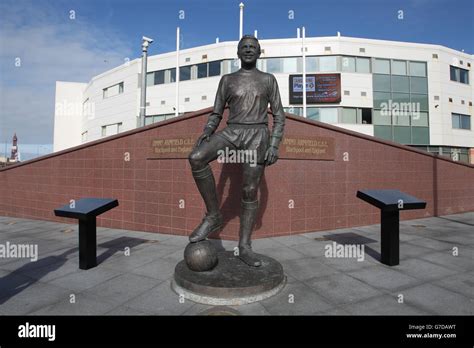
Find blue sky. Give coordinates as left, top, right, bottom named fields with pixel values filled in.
left=0, top=0, right=473, bottom=153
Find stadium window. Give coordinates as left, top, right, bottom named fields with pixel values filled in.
left=452, top=113, right=471, bottom=130
left=449, top=65, right=469, bottom=85
left=409, top=61, right=427, bottom=77
left=155, top=70, right=165, bottom=85
left=103, top=82, right=124, bottom=99
left=197, top=63, right=207, bottom=78
left=318, top=56, right=337, bottom=72
left=356, top=57, right=371, bottom=73
left=180, top=66, right=191, bottom=81
left=392, top=60, right=407, bottom=75
left=341, top=56, right=356, bottom=72
left=361, top=108, right=372, bottom=124
left=373, top=59, right=390, bottom=74
left=208, top=61, right=221, bottom=76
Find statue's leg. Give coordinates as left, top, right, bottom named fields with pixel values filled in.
left=188, top=134, right=235, bottom=242
left=238, top=162, right=265, bottom=267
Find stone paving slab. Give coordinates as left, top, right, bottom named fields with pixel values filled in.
left=304, top=273, right=384, bottom=306
left=123, top=281, right=194, bottom=315
left=388, top=283, right=473, bottom=315
left=0, top=212, right=472, bottom=315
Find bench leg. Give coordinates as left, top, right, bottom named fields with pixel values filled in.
left=78, top=218, right=97, bottom=270
left=380, top=210, right=399, bottom=266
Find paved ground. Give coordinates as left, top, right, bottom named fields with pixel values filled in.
left=0, top=213, right=472, bottom=315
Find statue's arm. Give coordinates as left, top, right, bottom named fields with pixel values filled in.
left=268, top=75, right=286, bottom=149
left=204, top=75, right=227, bottom=134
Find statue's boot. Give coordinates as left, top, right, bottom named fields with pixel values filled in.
left=238, top=199, right=262, bottom=267
left=189, top=165, right=223, bottom=242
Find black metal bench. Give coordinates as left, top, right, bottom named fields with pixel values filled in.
left=356, top=189, right=426, bottom=266
left=54, top=198, right=119, bottom=270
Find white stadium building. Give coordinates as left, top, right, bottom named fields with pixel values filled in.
left=54, top=34, right=474, bottom=163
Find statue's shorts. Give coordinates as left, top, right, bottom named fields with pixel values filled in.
left=213, top=123, right=270, bottom=165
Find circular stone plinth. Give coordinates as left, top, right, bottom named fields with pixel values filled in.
left=172, top=251, right=286, bottom=306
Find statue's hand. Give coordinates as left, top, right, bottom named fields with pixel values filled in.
left=196, top=128, right=214, bottom=148
left=264, top=146, right=279, bottom=166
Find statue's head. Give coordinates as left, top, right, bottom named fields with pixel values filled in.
left=237, top=35, right=261, bottom=66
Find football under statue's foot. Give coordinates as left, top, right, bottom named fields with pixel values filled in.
left=189, top=212, right=223, bottom=242
left=238, top=245, right=262, bottom=267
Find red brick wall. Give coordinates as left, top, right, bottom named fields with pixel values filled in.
left=1, top=107, right=473, bottom=240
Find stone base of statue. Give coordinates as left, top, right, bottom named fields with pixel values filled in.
left=172, top=250, right=286, bottom=305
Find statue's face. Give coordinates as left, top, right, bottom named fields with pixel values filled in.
left=237, top=38, right=260, bottom=65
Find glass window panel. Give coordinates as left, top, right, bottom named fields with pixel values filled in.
left=373, top=92, right=391, bottom=109
left=208, top=61, right=221, bottom=76
left=412, top=127, right=429, bottom=144
left=373, top=74, right=391, bottom=92
left=392, top=60, right=407, bottom=75
left=460, top=69, right=469, bottom=84
left=154, top=115, right=166, bottom=123
left=169, top=68, right=176, bottom=83
left=180, top=66, right=191, bottom=81
left=392, top=93, right=411, bottom=104
left=319, top=108, right=338, bottom=123
left=393, top=114, right=410, bottom=126
left=391, top=75, right=410, bottom=92
left=459, top=153, right=468, bottom=163
left=356, top=57, right=371, bottom=73
left=452, top=114, right=460, bottom=128
left=373, top=59, right=390, bottom=74
left=374, top=125, right=392, bottom=140
left=146, top=72, right=154, bottom=86
left=145, top=117, right=153, bottom=126
left=409, top=61, right=426, bottom=77
left=282, top=57, right=298, bottom=73
left=410, top=77, right=428, bottom=94
left=411, top=112, right=429, bottom=126
left=373, top=110, right=392, bottom=125
left=411, top=94, right=429, bottom=111
left=155, top=70, right=165, bottom=85
left=307, top=107, right=319, bottom=120
left=341, top=56, right=356, bottom=72
left=450, top=66, right=457, bottom=81
left=230, top=59, right=239, bottom=73
left=105, top=84, right=120, bottom=98
left=305, top=57, right=318, bottom=72
left=461, top=115, right=471, bottom=129
left=361, top=108, right=372, bottom=124
left=197, top=63, right=207, bottom=78
left=267, top=58, right=282, bottom=73
left=319, top=56, right=337, bottom=72
left=342, top=108, right=357, bottom=123
left=105, top=124, right=118, bottom=136
left=285, top=107, right=300, bottom=116
left=394, top=126, right=411, bottom=144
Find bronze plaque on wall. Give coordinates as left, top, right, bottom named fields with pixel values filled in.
left=279, top=136, right=335, bottom=160
left=149, top=135, right=198, bottom=159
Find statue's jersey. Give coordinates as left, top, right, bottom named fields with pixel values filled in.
left=205, top=68, right=285, bottom=140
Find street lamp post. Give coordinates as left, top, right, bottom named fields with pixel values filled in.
left=139, top=36, right=154, bottom=128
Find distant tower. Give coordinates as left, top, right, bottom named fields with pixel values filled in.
left=10, top=133, right=18, bottom=162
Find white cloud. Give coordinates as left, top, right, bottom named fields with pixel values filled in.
left=0, top=0, right=134, bottom=145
